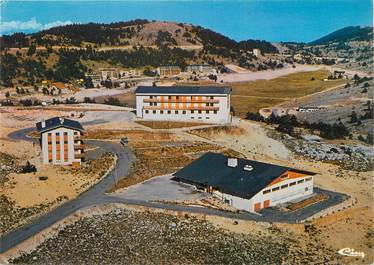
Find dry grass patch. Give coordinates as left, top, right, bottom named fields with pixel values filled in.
left=135, top=120, right=207, bottom=129
left=189, top=125, right=245, bottom=139
left=230, top=70, right=346, bottom=116
left=231, top=96, right=284, bottom=116
left=85, top=129, right=176, bottom=142
left=111, top=136, right=236, bottom=192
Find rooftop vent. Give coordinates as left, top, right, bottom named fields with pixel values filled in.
left=227, top=158, right=238, bottom=168
left=243, top=165, right=253, bottom=171
left=59, top=117, right=64, bottom=124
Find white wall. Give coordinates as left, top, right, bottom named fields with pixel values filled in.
left=136, top=93, right=231, bottom=124
left=249, top=176, right=314, bottom=212
left=212, top=176, right=314, bottom=213
left=41, top=128, right=82, bottom=165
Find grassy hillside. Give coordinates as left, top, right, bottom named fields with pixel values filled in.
left=310, top=26, right=373, bottom=45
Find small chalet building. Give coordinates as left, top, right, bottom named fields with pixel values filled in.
left=36, top=117, right=85, bottom=166
left=173, top=152, right=316, bottom=212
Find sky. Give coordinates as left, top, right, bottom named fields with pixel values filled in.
left=0, top=0, right=372, bottom=42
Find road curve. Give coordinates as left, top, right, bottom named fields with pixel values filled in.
left=0, top=128, right=135, bottom=254
left=1, top=126, right=349, bottom=254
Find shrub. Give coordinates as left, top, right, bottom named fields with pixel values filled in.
left=21, top=161, right=37, bottom=173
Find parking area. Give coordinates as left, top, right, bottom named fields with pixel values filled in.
left=112, top=174, right=209, bottom=202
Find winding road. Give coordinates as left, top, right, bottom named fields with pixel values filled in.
left=0, top=126, right=349, bottom=254
left=1, top=128, right=135, bottom=254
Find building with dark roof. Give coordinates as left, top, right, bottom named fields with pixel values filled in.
left=173, top=152, right=316, bottom=212
left=36, top=117, right=85, bottom=166
left=135, top=86, right=231, bottom=124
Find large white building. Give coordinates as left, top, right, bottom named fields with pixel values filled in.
left=36, top=117, right=85, bottom=166
left=173, top=152, right=315, bottom=213
left=135, top=86, right=232, bottom=124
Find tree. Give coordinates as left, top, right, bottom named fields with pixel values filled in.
left=27, top=45, right=36, bottom=56
left=20, top=99, right=33, bottom=106
left=104, top=97, right=122, bottom=106
left=367, top=132, right=374, bottom=145
left=21, top=161, right=37, bottom=173
left=83, top=97, right=95, bottom=103
left=349, top=111, right=358, bottom=123
left=84, top=76, right=94, bottom=88
left=5, top=92, right=10, bottom=98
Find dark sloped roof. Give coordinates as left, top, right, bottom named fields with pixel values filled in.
left=135, top=86, right=231, bottom=95
left=173, top=152, right=315, bottom=199
left=36, top=117, right=84, bottom=133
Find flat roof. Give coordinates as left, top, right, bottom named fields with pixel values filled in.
left=173, top=152, right=316, bottom=199
left=135, top=86, right=231, bottom=95
left=36, top=117, right=84, bottom=133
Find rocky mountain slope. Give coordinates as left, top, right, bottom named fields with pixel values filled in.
left=281, top=26, right=373, bottom=73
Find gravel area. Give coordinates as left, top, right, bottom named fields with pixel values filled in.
left=9, top=208, right=339, bottom=264
left=290, top=140, right=374, bottom=172
left=113, top=174, right=208, bottom=201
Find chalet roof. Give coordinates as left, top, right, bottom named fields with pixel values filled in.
left=173, top=152, right=315, bottom=199
left=52, top=82, right=66, bottom=90
left=36, top=117, right=84, bottom=133
left=135, top=86, right=231, bottom=95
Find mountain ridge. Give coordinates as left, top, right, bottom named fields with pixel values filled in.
left=310, top=26, right=373, bottom=45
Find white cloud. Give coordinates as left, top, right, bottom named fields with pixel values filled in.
left=42, top=20, right=74, bottom=30
left=0, top=18, right=74, bottom=34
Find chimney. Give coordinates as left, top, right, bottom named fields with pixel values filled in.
left=244, top=165, right=254, bottom=171
left=227, top=158, right=238, bottom=168
left=41, top=121, right=46, bottom=128
left=59, top=117, right=64, bottom=124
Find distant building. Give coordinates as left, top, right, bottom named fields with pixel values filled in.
left=253, top=49, right=262, bottom=57
left=85, top=72, right=101, bottom=82
left=173, top=152, right=316, bottom=212
left=135, top=86, right=231, bottom=124
left=297, top=106, right=327, bottom=113
left=157, top=66, right=181, bottom=77
left=36, top=117, right=85, bottom=166
left=100, top=68, right=119, bottom=80
left=186, top=64, right=214, bottom=74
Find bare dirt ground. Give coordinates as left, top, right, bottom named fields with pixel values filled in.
left=0, top=106, right=120, bottom=235
left=218, top=64, right=323, bottom=83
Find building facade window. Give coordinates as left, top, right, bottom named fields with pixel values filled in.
left=281, top=184, right=288, bottom=189
left=290, top=182, right=296, bottom=186
left=263, top=189, right=271, bottom=194
left=272, top=187, right=280, bottom=192
left=145, top=110, right=149, bottom=114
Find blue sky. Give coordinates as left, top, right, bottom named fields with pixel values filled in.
left=0, top=0, right=372, bottom=42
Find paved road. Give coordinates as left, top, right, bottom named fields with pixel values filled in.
left=1, top=127, right=350, bottom=254
left=1, top=128, right=135, bottom=254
